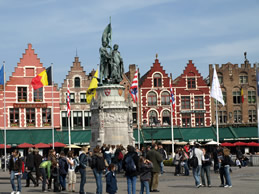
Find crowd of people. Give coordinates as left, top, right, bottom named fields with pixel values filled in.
left=7, top=142, right=245, bottom=194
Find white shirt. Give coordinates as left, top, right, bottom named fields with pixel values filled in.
left=190, top=148, right=204, bottom=166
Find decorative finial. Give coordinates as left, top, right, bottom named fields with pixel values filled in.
left=76, top=48, right=78, bottom=57
left=156, top=53, right=158, bottom=59
left=244, top=52, right=247, bottom=61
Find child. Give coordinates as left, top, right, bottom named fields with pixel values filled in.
left=106, top=163, right=118, bottom=194
left=139, top=156, right=153, bottom=194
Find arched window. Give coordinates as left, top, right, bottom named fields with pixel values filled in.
left=162, top=110, right=170, bottom=126
left=149, top=110, right=158, bottom=125
left=161, top=91, right=170, bottom=105
left=75, top=77, right=80, bottom=88
left=148, top=91, right=157, bottom=106
left=153, top=73, right=162, bottom=87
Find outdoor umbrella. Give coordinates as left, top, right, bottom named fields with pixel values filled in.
left=49, top=142, right=66, bottom=148
left=65, top=144, right=82, bottom=149
left=175, top=141, right=188, bottom=145
left=206, top=140, right=219, bottom=145
left=247, top=142, right=259, bottom=147
left=221, top=142, right=235, bottom=147
left=0, top=144, right=11, bottom=149
left=17, top=143, right=34, bottom=148
left=234, top=141, right=248, bottom=146
left=34, top=143, right=51, bottom=148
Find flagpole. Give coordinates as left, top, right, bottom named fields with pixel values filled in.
left=67, top=79, right=71, bottom=151
left=216, top=99, right=219, bottom=144
left=51, top=63, right=54, bottom=149
left=256, top=63, right=259, bottom=143
left=170, top=78, right=175, bottom=158
left=3, top=61, right=7, bottom=171
left=136, top=68, right=140, bottom=149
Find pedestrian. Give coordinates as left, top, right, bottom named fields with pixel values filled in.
left=157, top=143, right=167, bottom=174
left=122, top=145, right=139, bottom=194
left=39, top=159, right=52, bottom=192
left=91, top=146, right=105, bottom=194
left=201, top=148, right=211, bottom=187
left=9, top=149, right=22, bottom=194
left=67, top=150, right=77, bottom=192
left=34, top=148, right=42, bottom=187
left=104, top=147, right=112, bottom=166
left=146, top=143, right=162, bottom=192
left=190, top=143, right=204, bottom=188
left=174, top=148, right=181, bottom=176
left=114, top=145, right=123, bottom=173
left=25, top=147, right=37, bottom=187
left=79, top=146, right=89, bottom=194
left=59, top=151, right=69, bottom=191
left=180, top=147, right=189, bottom=176
left=220, top=148, right=233, bottom=188
left=139, top=156, right=153, bottom=194
left=47, top=149, right=57, bottom=191
left=106, top=163, right=118, bottom=194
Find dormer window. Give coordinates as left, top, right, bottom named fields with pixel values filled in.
left=153, top=73, right=162, bottom=87
left=75, top=77, right=80, bottom=88
left=188, top=78, right=195, bottom=88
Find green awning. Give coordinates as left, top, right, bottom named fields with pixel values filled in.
left=60, top=130, right=91, bottom=145
left=181, top=127, right=216, bottom=142
left=133, top=129, right=145, bottom=143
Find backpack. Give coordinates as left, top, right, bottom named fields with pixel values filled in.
left=118, top=151, right=123, bottom=160
left=125, top=154, right=136, bottom=172
left=189, top=148, right=198, bottom=168
left=91, top=155, right=105, bottom=172
left=74, top=158, right=80, bottom=173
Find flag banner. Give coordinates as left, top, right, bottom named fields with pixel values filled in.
left=86, top=70, right=98, bottom=104
left=31, top=66, right=52, bottom=90
left=67, top=81, right=71, bottom=117
left=130, top=70, right=138, bottom=103
left=211, top=67, right=225, bottom=106
left=102, top=23, right=112, bottom=46
left=170, top=80, right=176, bottom=116
left=257, top=69, right=259, bottom=96
left=241, top=88, right=244, bottom=103
left=0, top=65, right=4, bottom=85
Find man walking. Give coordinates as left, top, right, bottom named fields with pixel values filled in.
left=25, top=147, right=37, bottom=187
left=157, top=143, right=167, bottom=174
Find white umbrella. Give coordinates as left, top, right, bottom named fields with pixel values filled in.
left=206, top=140, right=219, bottom=145
left=175, top=141, right=188, bottom=145
left=64, top=144, right=82, bottom=149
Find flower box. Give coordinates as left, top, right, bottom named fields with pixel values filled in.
left=34, top=99, right=43, bottom=102
left=27, top=123, right=35, bottom=127
left=18, top=99, right=26, bottom=102
left=44, top=123, right=51, bottom=126
left=11, top=123, right=19, bottom=127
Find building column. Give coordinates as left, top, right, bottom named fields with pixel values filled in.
left=82, top=111, right=85, bottom=130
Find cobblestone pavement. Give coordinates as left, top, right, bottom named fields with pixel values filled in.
left=0, top=166, right=258, bottom=194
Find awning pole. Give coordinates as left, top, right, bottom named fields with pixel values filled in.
left=51, top=63, right=54, bottom=149
left=3, top=61, right=7, bottom=172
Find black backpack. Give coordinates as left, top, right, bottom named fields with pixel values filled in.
left=189, top=148, right=198, bottom=168
left=125, top=154, right=136, bottom=172
left=91, top=155, right=105, bottom=172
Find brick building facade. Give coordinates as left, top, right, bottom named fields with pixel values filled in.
left=173, top=60, right=211, bottom=127
left=209, top=58, right=257, bottom=126
left=59, top=56, right=93, bottom=130
left=0, top=44, right=60, bottom=129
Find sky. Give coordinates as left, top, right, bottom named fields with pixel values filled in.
left=0, top=0, right=259, bottom=86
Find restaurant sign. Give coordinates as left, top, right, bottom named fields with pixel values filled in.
left=13, top=103, right=48, bottom=108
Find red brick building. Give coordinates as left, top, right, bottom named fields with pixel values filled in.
left=173, top=60, right=211, bottom=127
left=140, top=58, right=172, bottom=127
left=0, top=44, right=60, bottom=129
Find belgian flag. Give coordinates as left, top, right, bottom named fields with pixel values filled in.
left=31, top=66, right=52, bottom=90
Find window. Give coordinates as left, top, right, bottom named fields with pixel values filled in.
left=162, top=110, right=170, bottom=126
left=239, top=75, right=248, bottom=84
left=182, top=113, right=191, bottom=127
left=218, top=111, right=227, bottom=124
left=234, top=110, right=242, bottom=123
left=26, top=108, right=35, bottom=126
left=195, top=113, right=204, bottom=126
left=153, top=73, right=162, bottom=87
left=195, top=96, right=203, bottom=109
left=18, top=87, right=27, bottom=102
left=34, top=88, right=43, bottom=102
left=61, top=111, right=71, bottom=128
left=80, top=93, right=86, bottom=103
left=73, top=111, right=82, bottom=128
left=161, top=91, right=170, bottom=105
left=218, top=74, right=223, bottom=84
left=248, top=110, right=256, bottom=123
left=70, top=93, right=75, bottom=103
left=10, top=108, right=19, bottom=126
left=132, top=107, right=137, bottom=124
left=42, top=108, right=51, bottom=126
left=75, top=77, right=80, bottom=88
left=149, top=110, right=158, bottom=125
left=148, top=92, right=157, bottom=106
left=84, top=111, right=91, bottom=128
left=188, top=78, right=195, bottom=88
left=181, top=96, right=190, bottom=109
left=233, top=91, right=241, bottom=104
left=222, top=91, right=227, bottom=104
left=248, top=91, right=256, bottom=103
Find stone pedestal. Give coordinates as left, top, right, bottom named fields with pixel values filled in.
left=90, top=85, right=135, bottom=148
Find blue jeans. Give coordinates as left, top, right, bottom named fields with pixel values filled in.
left=117, top=160, right=122, bottom=173
left=10, top=171, right=22, bottom=192
left=140, top=180, right=150, bottom=194
left=79, top=168, right=86, bottom=194
left=93, top=168, right=103, bottom=194
left=40, top=168, right=47, bottom=191
left=183, top=160, right=189, bottom=175
left=201, top=165, right=211, bottom=186
left=192, top=165, right=201, bottom=186
left=224, top=165, right=232, bottom=186
left=160, top=162, right=164, bottom=174
left=59, top=174, right=67, bottom=190
left=126, top=176, right=137, bottom=194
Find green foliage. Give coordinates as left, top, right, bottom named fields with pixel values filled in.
left=163, top=158, right=173, bottom=166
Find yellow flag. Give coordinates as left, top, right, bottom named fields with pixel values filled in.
left=86, top=70, right=98, bottom=104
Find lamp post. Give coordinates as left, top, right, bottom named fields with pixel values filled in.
left=146, top=121, right=158, bottom=143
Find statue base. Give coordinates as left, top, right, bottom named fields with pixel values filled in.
left=90, top=85, right=135, bottom=149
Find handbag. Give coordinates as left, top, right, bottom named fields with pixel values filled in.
left=189, top=148, right=198, bottom=168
